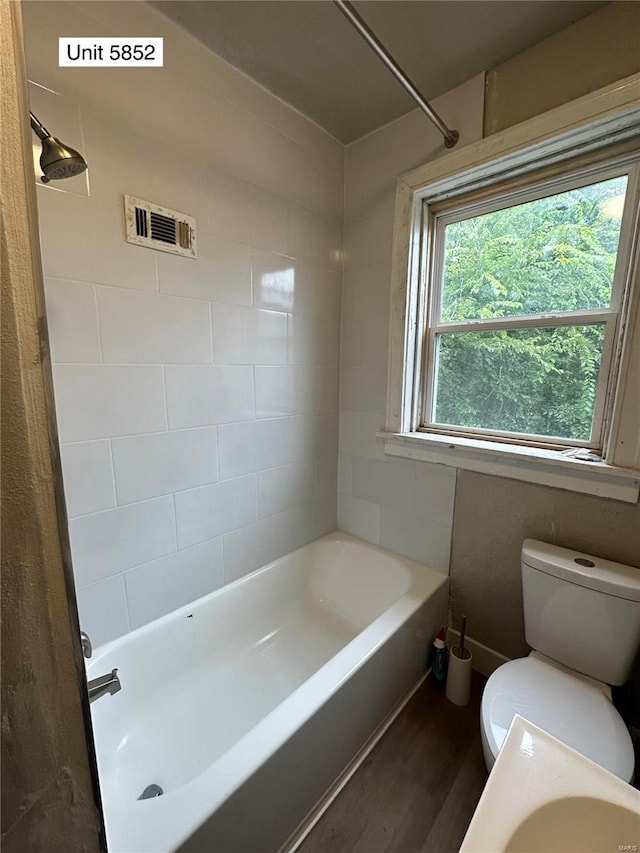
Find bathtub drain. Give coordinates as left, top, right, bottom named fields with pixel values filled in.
left=138, top=784, right=164, bottom=800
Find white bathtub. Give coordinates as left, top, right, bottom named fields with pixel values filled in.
left=87, top=532, right=448, bottom=853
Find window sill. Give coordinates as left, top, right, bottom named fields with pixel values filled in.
left=378, top=431, right=640, bottom=503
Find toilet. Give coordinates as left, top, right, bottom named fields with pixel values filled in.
left=480, top=539, right=640, bottom=782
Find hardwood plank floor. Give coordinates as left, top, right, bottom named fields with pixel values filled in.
left=298, top=672, right=488, bottom=853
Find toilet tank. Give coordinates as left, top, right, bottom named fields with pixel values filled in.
left=521, top=540, right=640, bottom=686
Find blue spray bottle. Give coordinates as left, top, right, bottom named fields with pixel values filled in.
left=429, top=627, right=448, bottom=687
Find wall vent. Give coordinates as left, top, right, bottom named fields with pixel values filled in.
left=124, top=195, right=196, bottom=259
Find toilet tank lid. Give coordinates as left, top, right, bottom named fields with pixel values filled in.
left=521, top=540, right=640, bottom=602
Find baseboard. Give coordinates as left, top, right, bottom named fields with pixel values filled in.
left=446, top=630, right=510, bottom=677
left=281, top=671, right=430, bottom=853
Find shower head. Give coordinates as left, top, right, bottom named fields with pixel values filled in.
left=29, top=111, right=88, bottom=183
left=38, top=136, right=87, bottom=183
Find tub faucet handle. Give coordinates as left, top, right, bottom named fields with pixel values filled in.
left=80, top=630, right=92, bottom=659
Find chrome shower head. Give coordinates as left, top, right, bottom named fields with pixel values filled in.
left=29, top=111, right=88, bottom=183
left=38, top=136, right=87, bottom=183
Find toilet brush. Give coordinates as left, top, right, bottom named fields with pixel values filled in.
left=446, top=614, right=473, bottom=705
left=459, top=614, right=467, bottom=660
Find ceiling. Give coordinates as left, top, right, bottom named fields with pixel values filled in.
left=152, top=1, right=607, bottom=143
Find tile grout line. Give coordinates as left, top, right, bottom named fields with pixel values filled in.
left=57, top=410, right=337, bottom=448
left=171, top=493, right=179, bottom=555
left=121, top=570, right=133, bottom=633
left=77, top=532, right=227, bottom=593
left=92, top=282, right=105, bottom=364
left=68, top=473, right=258, bottom=520
left=160, top=365, right=170, bottom=431
left=106, top=439, right=119, bottom=508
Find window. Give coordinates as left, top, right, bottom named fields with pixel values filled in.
left=383, top=80, right=640, bottom=502
left=421, top=163, right=638, bottom=452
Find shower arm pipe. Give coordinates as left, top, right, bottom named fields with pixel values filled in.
left=333, top=0, right=459, bottom=148
left=30, top=111, right=51, bottom=141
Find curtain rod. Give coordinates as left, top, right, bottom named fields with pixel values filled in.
left=333, top=0, right=459, bottom=148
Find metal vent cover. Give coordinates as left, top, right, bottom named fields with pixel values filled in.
left=124, top=195, right=196, bottom=259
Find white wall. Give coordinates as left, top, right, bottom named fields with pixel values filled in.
left=337, top=75, right=485, bottom=570
left=23, top=0, right=343, bottom=646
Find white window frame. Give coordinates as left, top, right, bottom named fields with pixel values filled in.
left=421, top=158, right=639, bottom=451
left=381, top=74, right=640, bottom=503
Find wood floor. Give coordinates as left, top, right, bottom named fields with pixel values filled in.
left=298, top=672, right=488, bottom=853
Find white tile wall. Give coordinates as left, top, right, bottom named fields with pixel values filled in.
left=340, top=367, right=387, bottom=415
left=254, top=366, right=339, bottom=418
left=26, top=0, right=342, bottom=644
left=211, top=304, right=288, bottom=365
left=337, top=493, right=381, bottom=544
left=349, top=455, right=457, bottom=571
left=124, top=539, right=225, bottom=629
left=340, top=315, right=389, bottom=368
left=158, top=233, right=252, bottom=305
left=337, top=75, right=487, bottom=574
left=343, top=204, right=395, bottom=273
left=316, top=452, right=339, bottom=498
left=53, top=365, right=167, bottom=442
left=288, top=315, right=340, bottom=367
left=164, top=366, right=255, bottom=428
left=222, top=495, right=335, bottom=584
left=351, top=456, right=456, bottom=528
left=111, top=428, right=219, bottom=504
left=313, top=268, right=343, bottom=320
left=290, top=412, right=339, bottom=463
left=341, top=266, right=390, bottom=322
left=175, top=476, right=258, bottom=548
left=44, top=278, right=100, bottom=363
left=254, top=366, right=300, bottom=417
left=258, top=459, right=316, bottom=517
left=35, top=188, right=158, bottom=292
left=251, top=249, right=296, bottom=313
left=288, top=203, right=342, bottom=270
left=76, top=576, right=129, bottom=648
left=81, top=109, right=163, bottom=209
left=218, top=418, right=290, bottom=480
left=251, top=253, right=342, bottom=320
left=208, top=168, right=289, bottom=254
left=69, top=497, right=177, bottom=585
left=338, top=410, right=386, bottom=460
left=97, top=288, right=213, bottom=365
left=60, top=440, right=115, bottom=518
left=379, top=508, right=453, bottom=573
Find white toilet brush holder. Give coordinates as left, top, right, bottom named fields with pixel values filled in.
left=446, top=644, right=473, bottom=706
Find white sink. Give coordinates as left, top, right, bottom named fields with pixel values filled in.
left=460, top=714, right=640, bottom=853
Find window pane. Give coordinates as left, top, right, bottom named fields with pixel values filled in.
left=432, top=324, right=606, bottom=441
left=441, top=176, right=627, bottom=322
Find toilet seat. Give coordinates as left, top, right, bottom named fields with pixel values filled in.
left=481, top=653, right=634, bottom=782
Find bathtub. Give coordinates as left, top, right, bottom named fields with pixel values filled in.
left=87, top=532, right=448, bottom=853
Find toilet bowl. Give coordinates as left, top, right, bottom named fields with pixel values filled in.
left=481, top=651, right=634, bottom=782
left=479, top=540, right=640, bottom=783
